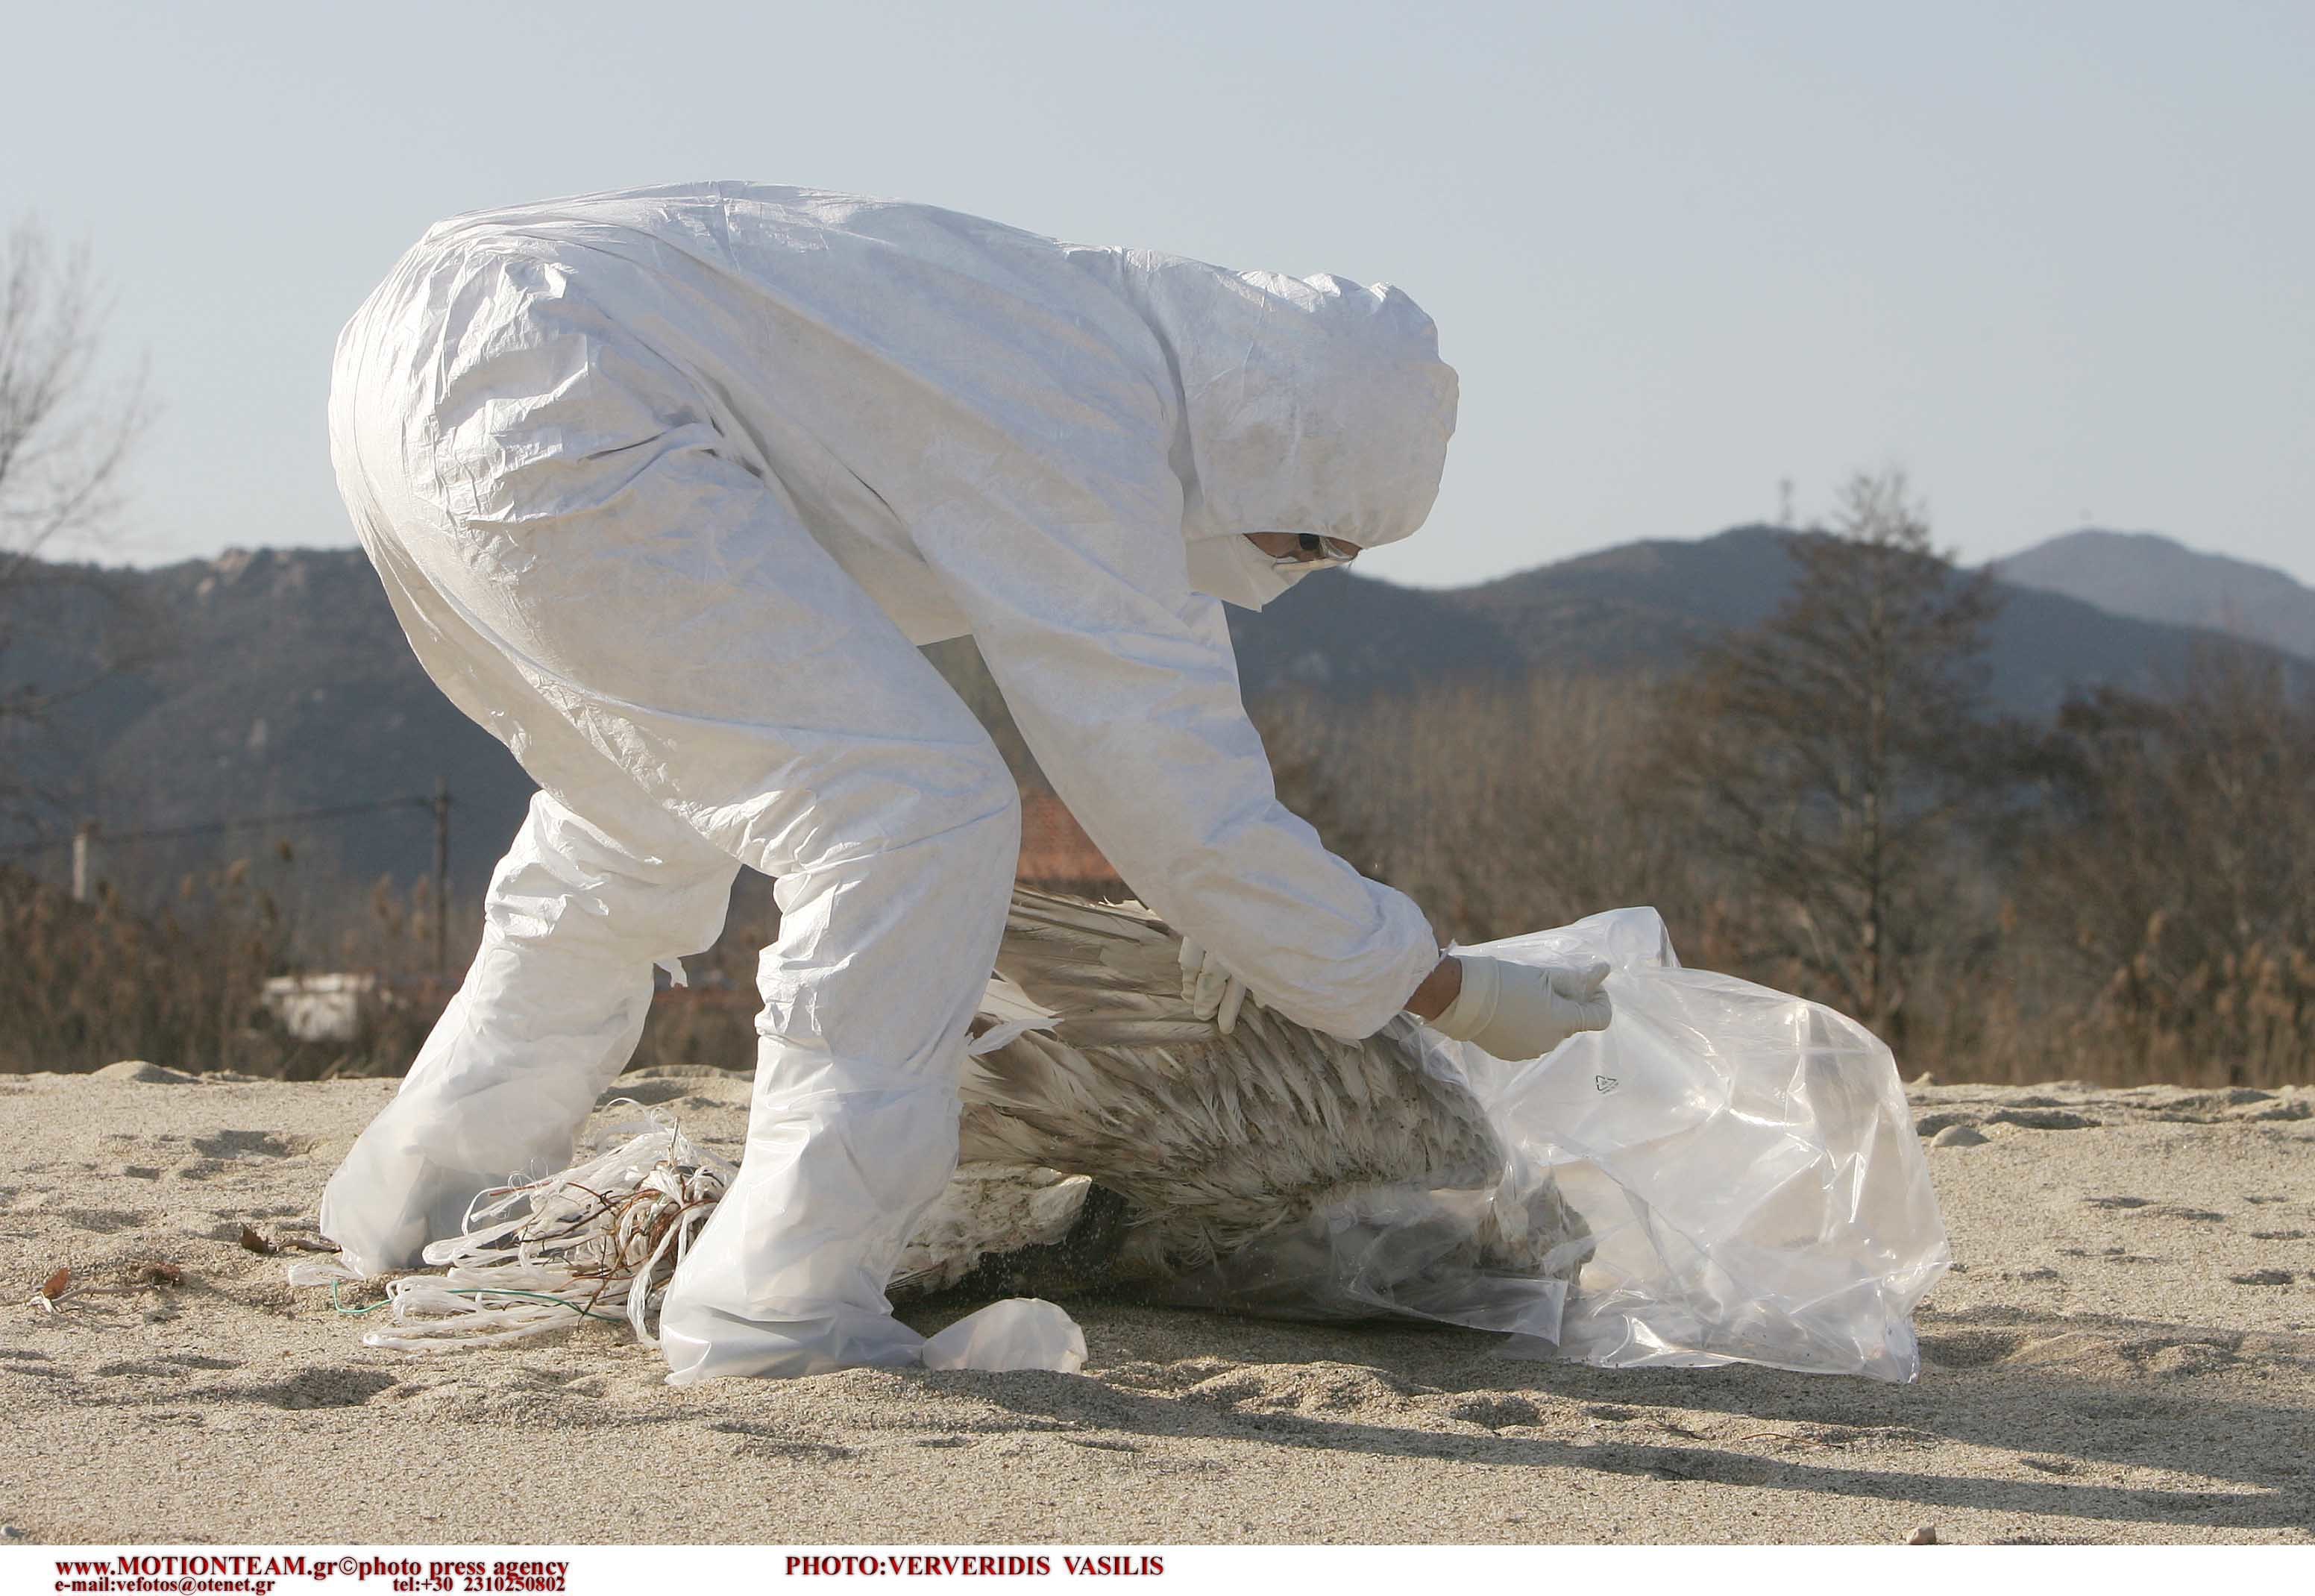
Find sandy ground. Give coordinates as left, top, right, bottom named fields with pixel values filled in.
left=2, top=1062, right=2311, bottom=1546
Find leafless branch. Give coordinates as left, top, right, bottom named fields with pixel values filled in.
left=0, top=217, right=151, bottom=588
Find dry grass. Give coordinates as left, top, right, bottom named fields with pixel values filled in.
left=1257, top=654, right=2314, bottom=1090
left=7, top=648, right=2307, bottom=1090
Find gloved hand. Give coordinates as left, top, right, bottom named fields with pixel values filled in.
left=1179, top=936, right=1261, bottom=1034
left=1427, top=955, right=1612, bottom=1061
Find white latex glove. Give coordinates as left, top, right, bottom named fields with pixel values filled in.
left=1178, top=936, right=1261, bottom=1034
left=1428, top=955, right=1612, bottom=1061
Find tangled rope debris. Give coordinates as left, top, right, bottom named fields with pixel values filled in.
left=288, top=1104, right=724, bottom=1353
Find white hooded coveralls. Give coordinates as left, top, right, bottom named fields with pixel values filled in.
left=320, top=183, right=1459, bottom=1380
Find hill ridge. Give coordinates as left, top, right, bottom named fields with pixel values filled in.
left=4, top=528, right=2305, bottom=895
left=1991, top=527, right=2315, bottom=662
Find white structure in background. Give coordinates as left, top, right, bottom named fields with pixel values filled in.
left=262, top=973, right=377, bottom=1043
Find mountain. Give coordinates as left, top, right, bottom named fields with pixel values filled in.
left=1225, top=566, right=1524, bottom=691
left=1992, top=529, right=2315, bottom=663
left=1240, top=525, right=2308, bottom=714
left=4, top=529, right=2304, bottom=899
left=0, top=548, right=535, bottom=905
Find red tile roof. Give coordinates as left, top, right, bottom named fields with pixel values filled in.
left=1016, top=788, right=1122, bottom=890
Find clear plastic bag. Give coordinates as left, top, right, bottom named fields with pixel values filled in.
left=1155, top=908, right=1949, bottom=1381
left=1457, top=908, right=1947, bottom=1379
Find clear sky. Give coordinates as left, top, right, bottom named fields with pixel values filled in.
left=5, top=0, right=2308, bottom=588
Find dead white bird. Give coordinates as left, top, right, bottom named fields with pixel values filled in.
left=314, top=887, right=1591, bottom=1350
left=896, top=887, right=1593, bottom=1318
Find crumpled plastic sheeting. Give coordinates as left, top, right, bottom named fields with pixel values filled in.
left=1450, top=908, right=1950, bottom=1381
left=921, top=1297, right=1088, bottom=1374
left=1147, top=906, right=1946, bottom=1381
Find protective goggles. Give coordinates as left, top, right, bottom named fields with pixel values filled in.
left=1272, top=534, right=1363, bottom=571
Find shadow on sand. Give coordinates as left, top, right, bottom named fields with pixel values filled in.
left=903, top=1298, right=2315, bottom=1536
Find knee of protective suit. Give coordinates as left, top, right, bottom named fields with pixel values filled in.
left=783, top=735, right=1021, bottom=883
left=893, top=737, right=1021, bottom=861
left=753, top=741, right=1019, bottom=1074
left=946, top=740, right=1023, bottom=869
left=485, top=791, right=736, bottom=964
left=952, top=747, right=1023, bottom=867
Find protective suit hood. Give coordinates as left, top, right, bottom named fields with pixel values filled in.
left=1113, top=254, right=1459, bottom=585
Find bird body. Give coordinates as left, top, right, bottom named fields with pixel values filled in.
left=892, top=888, right=1591, bottom=1319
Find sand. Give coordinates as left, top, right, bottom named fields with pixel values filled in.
left=3, top=1063, right=2311, bottom=1545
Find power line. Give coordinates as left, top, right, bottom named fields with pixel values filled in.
left=0, top=794, right=438, bottom=861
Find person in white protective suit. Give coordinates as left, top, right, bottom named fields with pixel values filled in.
left=319, top=182, right=1613, bottom=1381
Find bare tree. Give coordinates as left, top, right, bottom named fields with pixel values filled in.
left=2025, top=648, right=2315, bottom=1084
left=0, top=218, right=149, bottom=588
left=1257, top=670, right=1707, bottom=950
left=0, top=219, right=155, bottom=839
left=1662, top=471, right=2010, bottom=1039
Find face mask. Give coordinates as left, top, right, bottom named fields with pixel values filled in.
left=1184, top=534, right=1314, bottom=612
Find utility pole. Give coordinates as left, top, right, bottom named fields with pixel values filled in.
left=433, top=776, right=451, bottom=981
left=71, top=820, right=98, bottom=902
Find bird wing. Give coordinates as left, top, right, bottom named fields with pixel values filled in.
left=962, top=887, right=1504, bottom=1272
